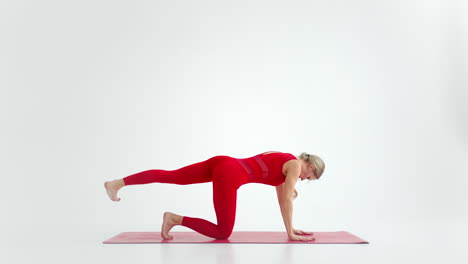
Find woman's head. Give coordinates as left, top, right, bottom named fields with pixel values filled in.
left=297, top=152, right=325, bottom=180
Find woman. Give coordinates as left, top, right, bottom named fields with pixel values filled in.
left=104, top=151, right=325, bottom=241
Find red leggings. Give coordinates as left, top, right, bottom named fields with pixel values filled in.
left=123, top=156, right=247, bottom=239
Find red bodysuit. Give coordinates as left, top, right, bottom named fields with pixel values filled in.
left=123, top=151, right=298, bottom=239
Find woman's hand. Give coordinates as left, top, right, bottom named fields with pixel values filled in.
left=288, top=233, right=315, bottom=241
left=293, top=229, right=314, bottom=236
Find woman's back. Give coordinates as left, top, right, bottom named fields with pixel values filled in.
left=235, top=151, right=297, bottom=186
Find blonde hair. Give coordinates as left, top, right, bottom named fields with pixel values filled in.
left=293, top=152, right=325, bottom=200
left=298, top=152, right=325, bottom=179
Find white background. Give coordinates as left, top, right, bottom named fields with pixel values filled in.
left=1, top=0, right=467, bottom=263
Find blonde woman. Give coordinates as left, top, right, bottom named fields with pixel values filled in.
left=104, top=151, right=325, bottom=241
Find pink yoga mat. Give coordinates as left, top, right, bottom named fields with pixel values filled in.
left=103, top=231, right=368, bottom=244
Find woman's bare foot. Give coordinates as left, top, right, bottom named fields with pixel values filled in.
left=161, top=212, right=183, bottom=240
left=104, top=179, right=125, bottom=201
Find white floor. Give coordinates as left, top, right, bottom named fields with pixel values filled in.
left=2, top=220, right=466, bottom=264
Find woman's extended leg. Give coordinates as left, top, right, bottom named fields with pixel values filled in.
left=104, top=157, right=214, bottom=201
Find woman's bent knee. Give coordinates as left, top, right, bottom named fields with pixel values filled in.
left=215, top=229, right=233, bottom=240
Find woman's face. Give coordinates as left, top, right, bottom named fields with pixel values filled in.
left=299, top=162, right=318, bottom=181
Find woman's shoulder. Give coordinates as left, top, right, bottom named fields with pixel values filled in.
left=282, top=156, right=300, bottom=175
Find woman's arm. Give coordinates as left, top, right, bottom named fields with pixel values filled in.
left=276, top=161, right=314, bottom=241
left=275, top=183, right=289, bottom=229
left=277, top=165, right=297, bottom=237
